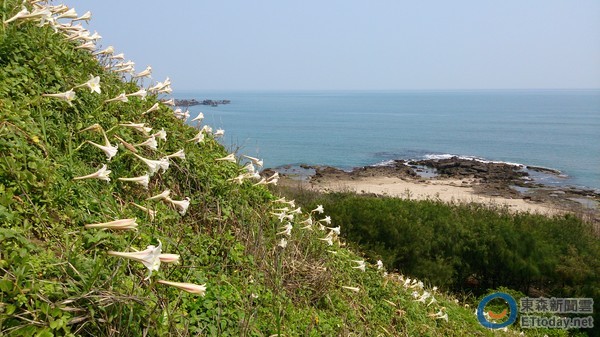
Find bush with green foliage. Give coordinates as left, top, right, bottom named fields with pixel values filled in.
left=278, top=188, right=599, bottom=336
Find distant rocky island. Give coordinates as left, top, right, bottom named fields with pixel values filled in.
left=175, top=99, right=231, bottom=107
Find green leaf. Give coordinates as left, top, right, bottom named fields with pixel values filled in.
left=0, top=279, right=13, bottom=292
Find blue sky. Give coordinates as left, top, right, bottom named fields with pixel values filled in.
left=75, top=0, right=600, bottom=91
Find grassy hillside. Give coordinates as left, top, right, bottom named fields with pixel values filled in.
left=0, top=1, right=584, bottom=336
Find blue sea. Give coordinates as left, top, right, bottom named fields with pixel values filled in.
left=174, top=90, right=600, bottom=191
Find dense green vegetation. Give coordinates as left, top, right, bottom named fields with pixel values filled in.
left=0, top=1, right=594, bottom=336
left=278, top=187, right=600, bottom=336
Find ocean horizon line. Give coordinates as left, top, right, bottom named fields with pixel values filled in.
left=175, top=88, right=600, bottom=94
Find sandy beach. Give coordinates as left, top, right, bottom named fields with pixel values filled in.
left=308, top=176, right=561, bottom=215
left=272, top=157, right=600, bottom=218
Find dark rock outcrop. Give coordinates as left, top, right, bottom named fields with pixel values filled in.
left=175, top=99, right=231, bottom=107
left=409, top=157, right=527, bottom=183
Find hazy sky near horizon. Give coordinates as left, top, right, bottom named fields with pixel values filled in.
left=74, top=0, right=600, bottom=91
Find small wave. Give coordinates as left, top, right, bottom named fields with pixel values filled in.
left=371, top=159, right=397, bottom=167
left=423, top=153, right=524, bottom=167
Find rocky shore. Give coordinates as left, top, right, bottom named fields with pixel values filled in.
left=272, top=157, right=600, bottom=219
left=174, top=99, right=231, bottom=107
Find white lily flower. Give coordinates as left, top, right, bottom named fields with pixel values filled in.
left=173, top=109, right=190, bottom=120
left=342, top=286, right=360, bottom=293
left=74, top=41, right=96, bottom=51
left=277, top=223, right=293, bottom=237
left=300, top=217, right=313, bottom=230
left=79, top=123, right=102, bottom=133
left=60, top=22, right=84, bottom=33
left=87, top=138, right=118, bottom=161
left=126, top=88, right=147, bottom=100
left=352, top=260, right=366, bottom=272
left=108, top=240, right=162, bottom=280
left=110, top=53, right=125, bottom=60
left=320, top=216, right=332, bottom=225
left=427, top=297, right=437, bottom=307
left=119, top=123, right=152, bottom=135
left=187, top=130, right=205, bottom=143
left=215, top=153, right=236, bottom=163
left=416, top=291, right=431, bottom=303
left=242, top=155, right=263, bottom=168
left=22, top=8, right=52, bottom=22
left=133, top=66, right=152, bottom=78
left=410, top=280, right=424, bottom=289
left=93, top=45, right=113, bottom=56
left=75, top=74, right=101, bottom=94
left=165, top=149, right=185, bottom=160
left=319, top=233, right=334, bottom=246
left=118, top=174, right=150, bottom=189
left=152, top=128, right=167, bottom=141
left=87, top=31, right=102, bottom=41
left=4, top=7, right=30, bottom=24
left=131, top=203, right=157, bottom=220
left=228, top=174, right=247, bottom=184
left=191, top=112, right=204, bottom=122
left=214, top=129, right=224, bottom=137
left=104, top=93, right=128, bottom=103
left=42, top=89, right=76, bottom=106
left=253, top=178, right=267, bottom=186
left=157, top=280, right=206, bottom=296
left=270, top=211, right=293, bottom=222
left=274, top=198, right=295, bottom=207
left=156, top=86, right=172, bottom=94
left=133, top=153, right=168, bottom=176
left=114, top=60, right=135, bottom=68
left=146, top=189, right=170, bottom=201
left=158, top=157, right=170, bottom=173
left=243, top=163, right=255, bottom=174
left=84, top=218, right=137, bottom=230
left=312, top=205, right=324, bottom=214
left=72, top=10, right=91, bottom=23
left=201, top=125, right=213, bottom=134
left=166, top=197, right=190, bottom=216
left=135, top=135, right=157, bottom=150
left=143, top=103, right=160, bottom=115
left=148, top=77, right=171, bottom=91
left=48, top=5, right=69, bottom=14
left=113, top=65, right=134, bottom=74
left=161, top=98, right=175, bottom=106
left=376, top=260, right=383, bottom=270
left=66, top=31, right=87, bottom=41
left=73, top=164, right=111, bottom=182
left=328, top=226, right=341, bottom=235
left=56, top=8, right=77, bottom=19
left=289, top=207, right=302, bottom=214
left=158, top=254, right=180, bottom=263
left=278, top=238, right=288, bottom=249
left=429, top=309, right=448, bottom=322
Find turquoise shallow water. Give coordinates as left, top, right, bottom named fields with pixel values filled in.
left=174, top=90, right=600, bottom=191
